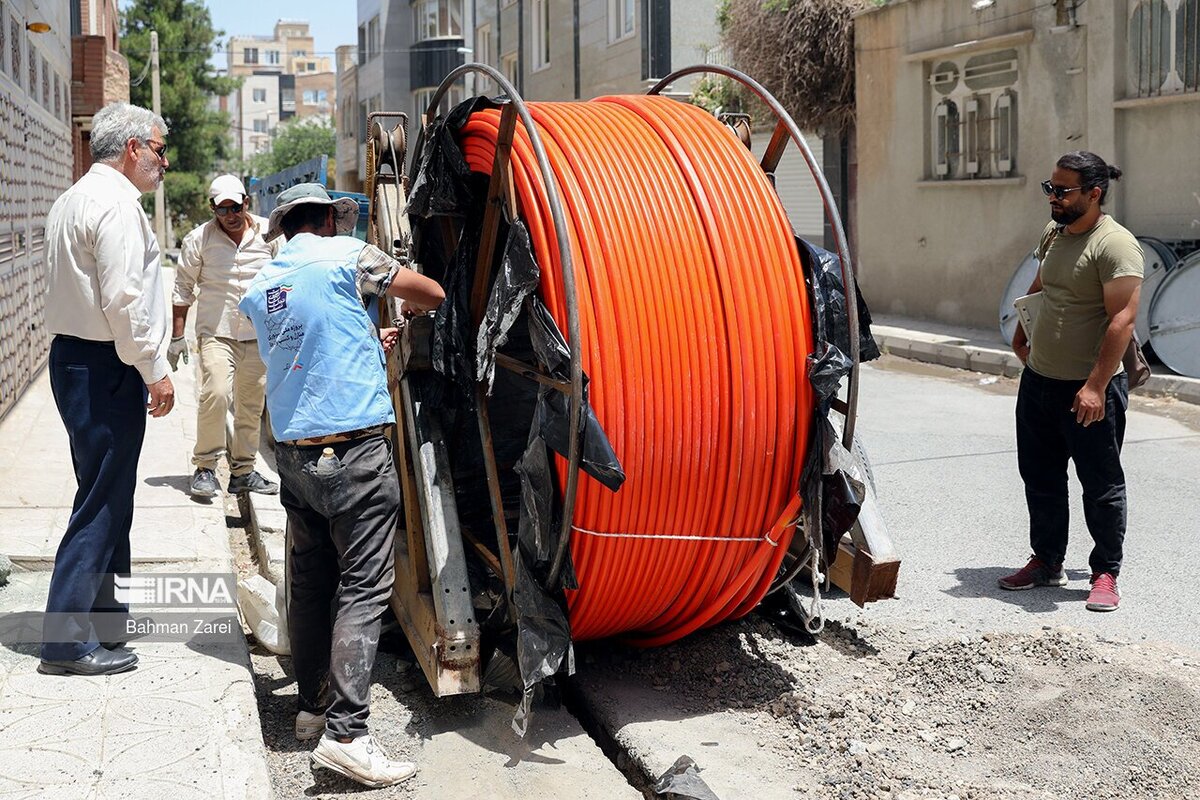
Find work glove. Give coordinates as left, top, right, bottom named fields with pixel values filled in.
left=167, top=336, right=189, bottom=371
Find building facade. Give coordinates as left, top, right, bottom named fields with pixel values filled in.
left=226, top=20, right=336, bottom=160
left=338, top=0, right=731, bottom=195
left=69, top=0, right=128, bottom=179
left=335, top=44, right=362, bottom=191
left=349, top=0, right=457, bottom=183
left=0, top=0, right=75, bottom=419
left=471, top=0, right=718, bottom=102
left=854, top=0, right=1200, bottom=329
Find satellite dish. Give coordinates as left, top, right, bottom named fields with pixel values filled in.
left=1135, top=237, right=1177, bottom=349
left=1147, top=250, right=1200, bottom=378
left=999, top=250, right=1039, bottom=344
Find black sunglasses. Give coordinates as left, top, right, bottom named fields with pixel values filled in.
left=142, top=139, right=168, bottom=160
left=213, top=203, right=244, bottom=217
left=1040, top=180, right=1084, bottom=201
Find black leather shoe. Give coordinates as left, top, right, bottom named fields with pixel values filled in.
left=39, top=646, right=138, bottom=676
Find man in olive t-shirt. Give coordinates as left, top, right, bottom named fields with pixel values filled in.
left=1000, top=151, right=1143, bottom=613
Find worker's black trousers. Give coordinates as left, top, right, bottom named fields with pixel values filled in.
left=276, top=433, right=399, bottom=740
left=1015, top=367, right=1128, bottom=577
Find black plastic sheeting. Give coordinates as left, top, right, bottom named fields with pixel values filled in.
left=408, top=98, right=622, bottom=736
left=406, top=98, right=496, bottom=220
left=477, top=222, right=540, bottom=391
left=653, top=756, right=720, bottom=800
left=797, top=237, right=880, bottom=409
left=795, top=238, right=879, bottom=563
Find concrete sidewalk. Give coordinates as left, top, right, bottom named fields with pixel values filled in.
left=0, top=301, right=272, bottom=798
left=870, top=314, right=1200, bottom=405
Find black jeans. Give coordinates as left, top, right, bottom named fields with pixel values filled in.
left=43, top=337, right=146, bottom=661
left=275, top=434, right=399, bottom=740
left=1016, top=367, right=1128, bottom=576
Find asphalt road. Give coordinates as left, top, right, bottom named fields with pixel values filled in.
left=821, top=356, right=1200, bottom=651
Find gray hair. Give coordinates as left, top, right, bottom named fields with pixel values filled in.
left=89, top=102, right=169, bottom=164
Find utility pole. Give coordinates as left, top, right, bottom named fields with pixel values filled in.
left=150, top=30, right=167, bottom=250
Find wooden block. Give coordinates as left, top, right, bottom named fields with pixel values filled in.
left=828, top=535, right=900, bottom=608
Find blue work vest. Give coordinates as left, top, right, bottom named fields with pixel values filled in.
left=240, top=233, right=394, bottom=442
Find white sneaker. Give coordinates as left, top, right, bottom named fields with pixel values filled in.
left=311, top=734, right=417, bottom=788
left=295, top=710, right=326, bottom=741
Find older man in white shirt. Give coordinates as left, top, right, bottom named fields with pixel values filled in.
left=40, top=102, right=172, bottom=677
left=172, top=176, right=279, bottom=498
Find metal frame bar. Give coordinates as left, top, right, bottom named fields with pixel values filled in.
left=369, top=126, right=481, bottom=696
left=420, top=64, right=585, bottom=592
left=469, top=102, right=520, bottom=593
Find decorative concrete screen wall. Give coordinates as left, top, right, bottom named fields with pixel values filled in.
left=0, top=84, right=73, bottom=421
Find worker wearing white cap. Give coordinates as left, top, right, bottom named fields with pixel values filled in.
left=172, top=174, right=280, bottom=498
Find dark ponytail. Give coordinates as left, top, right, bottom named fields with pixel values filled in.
left=1056, top=151, right=1122, bottom=206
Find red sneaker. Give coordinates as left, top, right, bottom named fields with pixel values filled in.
left=997, top=556, right=1067, bottom=590
left=1086, top=573, right=1121, bottom=612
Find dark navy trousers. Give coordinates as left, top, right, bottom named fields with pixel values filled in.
left=1016, top=366, right=1128, bottom=577
left=42, top=336, right=147, bottom=661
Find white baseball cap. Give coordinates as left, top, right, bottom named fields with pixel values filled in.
left=209, top=174, right=247, bottom=206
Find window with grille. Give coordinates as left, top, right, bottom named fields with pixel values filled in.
left=532, top=0, right=550, bottom=70
left=367, top=16, right=380, bottom=58
left=1129, top=0, right=1199, bottom=96
left=244, top=47, right=259, bottom=64
left=413, top=0, right=463, bottom=42
left=10, top=16, right=19, bottom=80
left=926, top=49, right=1019, bottom=180
left=501, top=51, right=518, bottom=86
left=413, top=83, right=465, bottom=124
left=475, top=25, right=493, bottom=91
left=609, top=0, right=635, bottom=43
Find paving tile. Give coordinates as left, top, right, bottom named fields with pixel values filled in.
left=0, top=508, right=62, bottom=563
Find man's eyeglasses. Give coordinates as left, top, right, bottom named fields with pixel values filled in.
left=1040, top=180, right=1083, bottom=201
left=142, top=139, right=168, bottom=161
left=213, top=203, right=244, bottom=217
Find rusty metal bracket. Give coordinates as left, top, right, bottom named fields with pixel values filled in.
left=420, top=64, right=586, bottom=594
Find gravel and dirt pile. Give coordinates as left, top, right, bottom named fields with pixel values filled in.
left=230, top=514, right=1200, bottom=800
left=585, top=615, right=1200, bottom=799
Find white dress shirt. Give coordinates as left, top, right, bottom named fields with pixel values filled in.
left=174, top=214, right=278, bottom=341
left=45, top=163, right=169, bottom=384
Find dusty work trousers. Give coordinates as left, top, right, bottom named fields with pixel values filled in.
left=42, top=336, right=144, bottom=661
left=276, top=434, right=399, bottom=740
left=193, top=336, right=266, bottom=476
left=1016, top=367, right=1129, bottom=576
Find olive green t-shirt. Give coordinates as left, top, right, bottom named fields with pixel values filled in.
left=1027, top=215, right=1144, bottom=381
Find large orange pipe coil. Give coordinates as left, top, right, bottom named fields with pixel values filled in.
left=459, top=96, right=814, bottom=645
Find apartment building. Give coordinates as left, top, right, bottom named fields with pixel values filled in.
left=226, top=20, right=337, bottom=159
left=335, top=44, right=361, bottom=191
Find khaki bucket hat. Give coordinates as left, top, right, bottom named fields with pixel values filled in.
left=265, top=183, right=359, bottom=242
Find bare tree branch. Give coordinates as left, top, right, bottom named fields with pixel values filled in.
left=724, top=0, right=868, bottom=135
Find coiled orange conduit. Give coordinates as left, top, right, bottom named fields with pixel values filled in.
left=459, top=96, right=813, bottom=645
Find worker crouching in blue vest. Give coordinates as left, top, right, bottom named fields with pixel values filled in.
left=239, top=183, right=444, bottom=788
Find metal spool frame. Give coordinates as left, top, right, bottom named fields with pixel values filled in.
left=373, top=65, right=892, bottom=692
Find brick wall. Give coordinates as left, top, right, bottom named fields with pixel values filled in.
left=70, top=36, right=129, bottom=180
